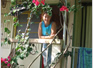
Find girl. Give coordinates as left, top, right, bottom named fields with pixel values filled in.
left=38, top=12, right=56, bottom=68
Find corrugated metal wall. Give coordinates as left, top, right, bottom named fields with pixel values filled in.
left=73, top=2, right=92, bottom=48
left=85, top=6, right=92, bottom=48
left=72, top=0, right=92, bottom=67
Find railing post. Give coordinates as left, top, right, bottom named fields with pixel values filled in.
left=72, top=48, right=75, bottom=68
left=62, top=0, right=67, bottom=68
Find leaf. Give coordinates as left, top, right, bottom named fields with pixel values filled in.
left=30, top=22, right=34, bottom=24
left=18, top=30, right=21, bottom=33
left=67, top=2, right=71, bottom=8
left=1, top=42, right=3, bottom=46
left=25, top=36, right=29, bottom=40
left=27, top=28, right=31, bottom=31
left=13, top=17, right=17, bottom=22
left=15, top=35, right=21, bottom=39
left=4, top=37, right=8, bottom=42
left=4, top=13, right=8, bottom=17
left=19, top=53, right=25, bottom=60
left=4, top=27, right=10, bottom=34
left=4, top=20, right=7, bottom=23
left=7, top=20, right=10, bottom=22
left=26, top=32, right=30, bottom=36
left=13, top=9, right=17, bottom=13
left=12, top=58, right=18, bottom=64
left=4, top=20, right=10, bottom=23
left=20, top=56, right=24, bottom=60
left=27, top=47, right=32, bottom=53
left=11, top=0, right=16, bottom=5
left=16, top=46, right=20, bottom=51
left=14, top=22, right=20, bottom=27
left=19, top=24, right=23, bottom=27
left=21, top=46, right=25, bottom=51
left=26, top=53, right=29, bottom=57
left=15, top=51, right=20, bottom=55
left=48, top=12, right=52, bottom=16
left=11, top=60, right=15, bottom=64
left=8, top=40, right=11, bottom=44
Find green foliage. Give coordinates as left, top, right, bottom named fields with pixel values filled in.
left=4, top=27, right=11, bottom=34
left=2, top=0, right=52, bottom=67
left=1, top=38, right=11, bottom=46
left=4, top=20, right=10, bottom=23
left=13, top=22, right=20, bottom=27
left=4, top=13, right=8, bottom=17
left=13, top=17, right=17, bottom=22
left=26, top=53, right=29, bottom=57
left=27, top=47, right=32, bottom=53
left=42, top=3, right=52, bottom=16
left=11, top=0, right=16, bottom=5
left=4, top=38, right=8, bottom=43
left=15, top=51, right=20, bottom=55
left=15, top=35, right=21, bottom=40
left=67, top=2, right=83, bottom=13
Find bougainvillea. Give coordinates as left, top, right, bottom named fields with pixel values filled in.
left=1, top=56, right=11, bottom=67
left=60, top=5, right=69, bottom=12
left=32, top=0, right=45, bottom=6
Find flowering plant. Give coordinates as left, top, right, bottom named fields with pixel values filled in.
left=32, top=0, right=45, bottom=6
left=2, top=0, right=53, bottom=67
left=60, top=5, right=69, bottom=12
left=1, top=56, right=11, bottom=67
left=31, top=0, right=52, bottom=16
left=9, top=0, right=52, bottom=17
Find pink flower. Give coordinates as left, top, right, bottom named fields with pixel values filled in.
left=41, top=0, right=45, bottom=5
left=35, top=0, right=40, bottom=6
left=8, top=58, right=11, bottom=62
left=4, top=61, right=8, bottom=64
left=32, top=0, right=36, bottom=3
left=7, top=63, right=11, bottom=67
left=8, top=56, right=11, bottom=59
left=7, top=56, right=11, bottom=62
left=60, top=5, right=69, bottom=12
left=41, top=1, right=45, bottom=5
left=66, top=9, right=69, bottom=12
left=60, top=8, right=64, bottom=11
left=3, top=58, right=7, bottom=61
left=32, top=0, right=45, bottom=6
left=1, top=58, right=4, bottom=63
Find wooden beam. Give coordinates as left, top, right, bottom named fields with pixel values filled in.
left=1, top=38, right=63, bottom=45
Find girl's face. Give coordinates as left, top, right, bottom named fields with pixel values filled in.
left=42, top=13, right=51, bottom=25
